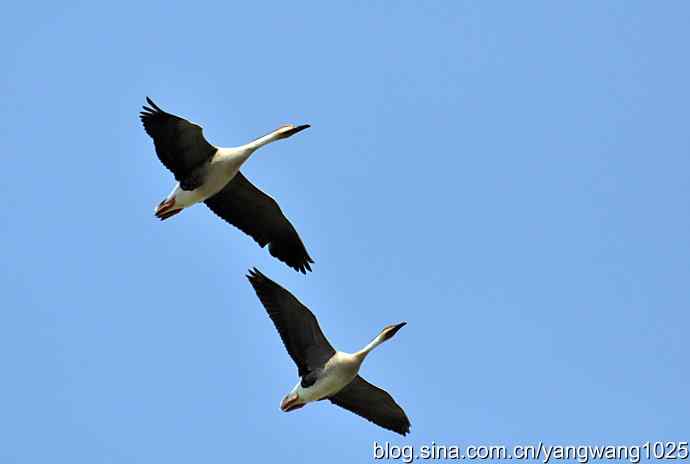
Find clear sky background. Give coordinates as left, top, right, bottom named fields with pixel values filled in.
left=2, top=1, right=689, bottom=462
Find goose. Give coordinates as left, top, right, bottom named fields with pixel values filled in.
left=247, top=268, right=411, bottom=435
left=139, top=97, right=314, bottom=273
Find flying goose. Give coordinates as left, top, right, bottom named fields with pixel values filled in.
left=140, top=97, right=314, bottom=273
left=247, top=268, right=411, bottom=435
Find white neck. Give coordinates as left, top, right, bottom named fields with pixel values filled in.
left=242, top=128, right=284, bottom=152
left=353, top=331, right=387, bottom=363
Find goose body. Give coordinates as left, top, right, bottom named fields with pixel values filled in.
left=160, top=146, right=251, bottom=210
left=286, top=351, right=360, bottom=404
left=247, top=268, right=411, bottom=435
left=140, top=98, right=314, bottom=273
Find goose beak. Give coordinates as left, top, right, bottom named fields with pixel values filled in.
left=389, top=321, right=407, bottom=336
left=283, top=124, right=310, bottom=137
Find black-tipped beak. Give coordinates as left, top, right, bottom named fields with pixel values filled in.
left=388, top=321, right=407, bottom=337
left=284, top=124, right=310, bottom=137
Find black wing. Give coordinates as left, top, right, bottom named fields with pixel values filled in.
left=247, top=268, right=335, bottom=377
left=329, top=376, right=411, bottom=436
left=206, top=172, right=314, bottom=273
left=139, top=97, right=217, bottom=185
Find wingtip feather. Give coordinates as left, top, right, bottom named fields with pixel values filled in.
left=247, top=267, right=268, bottom=284
left=145, top=96, right=163, bottom=112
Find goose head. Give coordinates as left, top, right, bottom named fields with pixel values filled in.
left=275, top=123, right=310, bottom=139
left=378, top=321, right=407, bottom=342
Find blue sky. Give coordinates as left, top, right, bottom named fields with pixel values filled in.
left=2, top=1, right=689, bottom=462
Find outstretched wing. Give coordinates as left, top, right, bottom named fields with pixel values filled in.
left=329, top=375, right=411, bottom=436
left=247, top=268, right=335, bottom=377
left=205, top=172, right=314, bottom=273
left=140, top=97, right=217, bottom=184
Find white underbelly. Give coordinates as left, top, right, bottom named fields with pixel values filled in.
left=297, top=366, right=358, bottom=403
left=166, top=166, right=240, bottom=209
